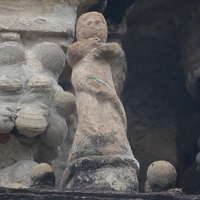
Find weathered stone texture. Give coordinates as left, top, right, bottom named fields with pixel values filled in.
left=61, top=11, right=139, bottom=193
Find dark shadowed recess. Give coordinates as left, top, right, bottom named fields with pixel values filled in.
left=92, top=0, right=200, bottom=194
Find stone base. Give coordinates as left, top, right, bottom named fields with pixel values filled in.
left=0, top=188, right=199, bottom=200
left=61, top=155, right=139, bottom=193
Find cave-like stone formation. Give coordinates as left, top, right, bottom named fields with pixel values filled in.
left=104, top=0, right=200, bottom=194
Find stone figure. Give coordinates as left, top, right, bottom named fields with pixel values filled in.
left=0, top=0, right=89, bottom=188
left=60, top=11, right=139, bottom=192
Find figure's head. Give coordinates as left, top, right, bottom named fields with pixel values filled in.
left=76, top=12, right=107, bottom=43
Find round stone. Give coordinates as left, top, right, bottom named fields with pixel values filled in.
left=31, top=163, right=55, bottom=187
left=0, top=42, right=25, bottom=65
left=40, top=115, right=68, bottom=147
left=15, top=107, right=48, bottom=137
left=54, top=91, right=76, bottom=117
left=34, top=42, right=65, bottom=77
left=147, top=160, right=177, bottom=192
left=27, top=76, right=52, bottom=90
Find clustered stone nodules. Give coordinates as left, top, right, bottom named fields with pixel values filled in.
left=0, top=36, right=76, bottom=188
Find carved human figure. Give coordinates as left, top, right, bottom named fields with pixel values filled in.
left=61, top=11, right=139, bottom=192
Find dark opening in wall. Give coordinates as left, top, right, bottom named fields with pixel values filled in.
left=89, top=0, right=136, bottom=24
left=103, top=0, right=135, bottom=24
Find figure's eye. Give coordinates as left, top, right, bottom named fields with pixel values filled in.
left=34, top=42, right=65, bottom=77
left=0, top=42, right=25, bottom=65
left=86, top=21, right=92, bottom=25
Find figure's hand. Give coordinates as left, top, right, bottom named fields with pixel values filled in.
left=95, top=42, right=122, bottom=63
left=67, top=37, right=101, bottom=67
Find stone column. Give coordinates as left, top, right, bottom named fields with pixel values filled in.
left=61, top=12, right=139, bottom=193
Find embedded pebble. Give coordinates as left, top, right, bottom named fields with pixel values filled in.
left=40, top=115, right=68, bottom=147
left=147, top=160, right=177, bottom=192
left=0, top=42, right=25, bottom=65
left=54, top=91, right=76, bottom=117
left=34, top=42, right=65, bottom=77
left=31, top=163, right=55, bottom=186
left=15, top=107, right=48, bottom=137
left=0, top=77, right=22, bottom=92
left=27, top=76, right=52, bottom=90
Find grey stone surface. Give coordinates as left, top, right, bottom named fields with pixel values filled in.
left=0, top=160, right=38, bottom=187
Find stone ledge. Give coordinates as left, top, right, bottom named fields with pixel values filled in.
left=0, top=188, right=199, bottom=200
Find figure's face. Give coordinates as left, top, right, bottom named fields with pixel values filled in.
left=76, top=12, right=107, bottom=43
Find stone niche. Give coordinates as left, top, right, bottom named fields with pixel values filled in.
left=105, top=0, right=200, bottom=194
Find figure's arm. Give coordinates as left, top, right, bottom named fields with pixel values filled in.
left=95, top=42, right=122, bottom=63
left=67, top=37, right=101, bottom=67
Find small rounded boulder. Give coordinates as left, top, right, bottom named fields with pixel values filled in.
left=147, top=160, right=177, bottom=192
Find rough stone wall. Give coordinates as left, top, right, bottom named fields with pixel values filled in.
left=118, top=0, right=200, bottom=194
